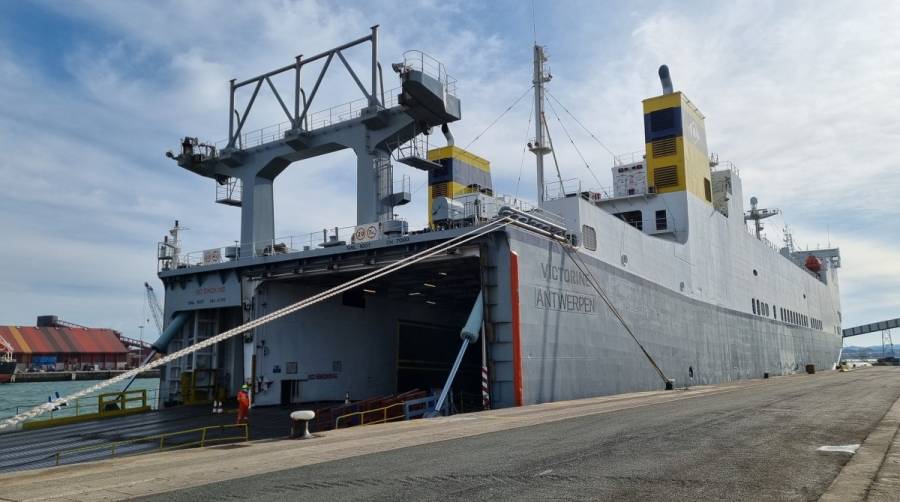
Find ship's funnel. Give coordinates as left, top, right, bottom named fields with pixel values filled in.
left=659, top=65, right=673, bottom=95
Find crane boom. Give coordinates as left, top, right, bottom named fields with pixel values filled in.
left=144, top=282, right=164, bottom=335
left=0, top=333, right=13, bottom=362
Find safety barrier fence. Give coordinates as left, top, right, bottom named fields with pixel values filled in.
left=53, top=423, right=249, bottom=466
left=335, top=402, right=406, bottom=429
left=1, top=388, right=157, bottom=418
left=11, top=389, right=156, bottom=429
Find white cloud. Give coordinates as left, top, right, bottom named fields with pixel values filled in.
left=1, top=0, right=898, bottom=346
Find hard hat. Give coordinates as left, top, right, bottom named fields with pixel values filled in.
left=241, top=384, right=250, bottom=391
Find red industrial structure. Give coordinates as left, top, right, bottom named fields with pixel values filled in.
left=0, top=316, right=129, bottom=371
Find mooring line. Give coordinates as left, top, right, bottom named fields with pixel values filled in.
left=0, top=218, right=513, bottom=431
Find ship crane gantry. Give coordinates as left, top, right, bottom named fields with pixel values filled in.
left=167, top=26, right=461, bottom=258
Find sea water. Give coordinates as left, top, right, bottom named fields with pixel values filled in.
left=0, top=378, right=160, bottom=421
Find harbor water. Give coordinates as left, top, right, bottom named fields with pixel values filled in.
left=0, top=378, right=160, bottom=421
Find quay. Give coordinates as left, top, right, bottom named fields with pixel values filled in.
left=0, top=367, right=898, bottom=501
left=8, top=369, right=161, bottom=383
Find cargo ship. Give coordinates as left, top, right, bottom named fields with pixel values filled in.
left=150, top=29, right=842, bottom=410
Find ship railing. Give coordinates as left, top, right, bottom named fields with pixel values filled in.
left=544, top=178, right=616, bottom=203
left=3, top=388, right=161, bottom=425
left=544, top=178, right=582, bottom=201
left=168, top=220, right=415, bottom=270
left=613, top=149, right=645, bottom=166
left=165, top=194, right=566, bottom=271
left=712, top=159, right=740, bottom=176
left=198, top=87, right=403, bottom=155
left=402, top=50, right=457, bottom=96
left=53, top=423, right=249, bottom=467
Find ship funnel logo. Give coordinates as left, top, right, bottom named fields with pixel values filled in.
left=688, top=122, right=701, bottom=144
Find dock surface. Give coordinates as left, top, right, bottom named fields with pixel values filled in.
left=1, top=367, right=899, bottom=501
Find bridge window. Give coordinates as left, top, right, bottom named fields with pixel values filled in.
left=655, top=210, right=667, bottom=230
left=614, top=210, right=643, bottom=231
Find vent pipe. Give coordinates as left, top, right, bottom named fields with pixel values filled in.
left=441, top=123, right=454, bottom=147
left=658, top=65, right=673, bottom=95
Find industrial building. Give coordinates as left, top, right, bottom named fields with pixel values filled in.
left=0, top=316, right=129, bottom=371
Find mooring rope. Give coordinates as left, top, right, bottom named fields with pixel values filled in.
left=561, top=244, right=670, bottom=385
left=0, top=218, right=513, bottom=431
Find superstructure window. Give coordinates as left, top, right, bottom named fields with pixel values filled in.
left=582, top=225, right=597, bottom=251
left=704, top=178, right=712, bottom=202
left=614, top=210, right=643, bottom=231
left=655, top=210, right=667, bottom=230
left=752, top=299, right=757, bottom=315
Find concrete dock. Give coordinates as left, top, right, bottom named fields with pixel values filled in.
left=9, top=370, right=161, bottom=383
left=0, top=367, right=898, bottom=501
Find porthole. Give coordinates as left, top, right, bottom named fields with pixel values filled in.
left=753, top=269, right=758, bottom=276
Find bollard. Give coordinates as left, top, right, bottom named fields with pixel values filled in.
left=290, top=410, right=316, bottom=439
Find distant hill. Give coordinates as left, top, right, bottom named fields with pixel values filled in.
left=842, top=345, right=897, bottom=359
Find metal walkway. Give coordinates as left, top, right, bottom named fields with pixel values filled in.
left=842, top=317, right=899, bottom=337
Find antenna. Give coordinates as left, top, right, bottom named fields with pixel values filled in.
left=744, top=196, right=780, bottom=240
left=528, top=44, right=552, bottom=206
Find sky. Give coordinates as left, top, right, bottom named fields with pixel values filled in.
left=0, top=0, right=897, bottom=348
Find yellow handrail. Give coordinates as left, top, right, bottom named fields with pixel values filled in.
left=335, top=402, right=406, bottom=429
left=54, top=423, right=249, bottom=466
left=23, top=389, right=154, bottom=422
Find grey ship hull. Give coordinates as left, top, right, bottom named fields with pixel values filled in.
left=495, top=228, right=842, bottom=404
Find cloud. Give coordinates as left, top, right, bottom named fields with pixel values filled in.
left=1, top=0, right=897, bottom=348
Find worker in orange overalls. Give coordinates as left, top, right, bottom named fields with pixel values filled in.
left=236, top=384, right=251, bottom=424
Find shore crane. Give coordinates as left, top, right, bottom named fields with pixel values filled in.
left=0, top=334, right=13, bottom=363
left=144, top=282, right=164, bottom=336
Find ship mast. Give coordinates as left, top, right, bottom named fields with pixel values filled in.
left=529, top=45, right=552, bottom=206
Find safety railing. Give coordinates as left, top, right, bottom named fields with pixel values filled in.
left=7, top=389, right=160, bottom=424
left=163, top=192, right=570, bottom=271
left=209, top=86, right=404, bottom=154
left=334, top=402, right=406, bottom=429
left=403, top=50, right=457, bottom=96
left=544, top=178, right=582, bottom=201
left=53, top=423, right=249, bottom=466
left=614, top=149, right=645, bottom=166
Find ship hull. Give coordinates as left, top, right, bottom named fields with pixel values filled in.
left=0, top=360, right=15, bottom=384
left=506, top=228, right=843, bottom=404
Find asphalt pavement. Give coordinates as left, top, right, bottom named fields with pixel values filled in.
left=139, top=367, right=900, bottom=501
